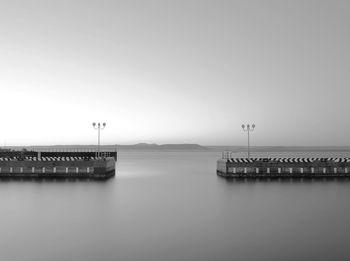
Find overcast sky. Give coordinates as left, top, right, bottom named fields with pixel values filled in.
left=0, top=0, right=349, bottom=146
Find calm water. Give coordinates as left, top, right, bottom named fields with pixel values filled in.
left=0, top=150, right=350, bottom=261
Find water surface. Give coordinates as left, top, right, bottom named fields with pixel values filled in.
left=0, top=150, right=349, bottom=261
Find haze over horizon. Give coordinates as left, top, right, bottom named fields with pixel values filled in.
left=1, top=1, right=350, bottom=146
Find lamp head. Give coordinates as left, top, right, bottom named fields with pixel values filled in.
left=92, top=122, right=96, bottom=127
left=241, top=124, right=245, bottom=129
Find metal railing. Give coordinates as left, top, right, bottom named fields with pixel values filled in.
left=0, top=150, right=118, bottom=161
left=222, top=151, right=235, bottom=160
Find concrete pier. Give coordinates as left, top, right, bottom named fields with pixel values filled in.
left=0, top=151, right=116, bottom=179
left=217, top=157, right=350, bottom=178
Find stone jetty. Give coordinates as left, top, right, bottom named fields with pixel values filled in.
left=217, top=157, right=350, bottom=178
left=0, top=150, right=117, bottom=179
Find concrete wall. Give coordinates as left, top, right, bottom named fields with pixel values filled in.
left=217, top=159, right=350, bottom=177
left=217, top=160, right=228, bottom=174
left=0, top=158, right=115, bottom=179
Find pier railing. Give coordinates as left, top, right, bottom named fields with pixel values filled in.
left=222, top=151, right=235, bottom=160
left=0, top=150, right=117, bottom=161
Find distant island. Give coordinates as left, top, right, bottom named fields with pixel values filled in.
left=112, top=143, right=209, bottom=150
left=208, top=146, right=350, bottom=152
left=3, top=144, right=350, bottom=152
left=4, top=143, right=210, bottom=151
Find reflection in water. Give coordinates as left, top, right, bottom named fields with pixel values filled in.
left=0, top=150, right=349, bottom=261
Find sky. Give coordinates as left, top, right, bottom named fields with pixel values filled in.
left=0, top=0, right=350, bottom=146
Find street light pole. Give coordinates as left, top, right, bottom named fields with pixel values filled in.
left=92, top=122, right=106, bottom=157
left=242, top=124, right=255, bottom=159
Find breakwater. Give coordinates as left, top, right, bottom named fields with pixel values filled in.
left=217, top=157, right=350, bottom=178
left=0, top=151, right=116, bottom=179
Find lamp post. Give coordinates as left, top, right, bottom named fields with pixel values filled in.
left=92, top=122, right=106, bottom=157
left=242, top=124, right=255, bottom=159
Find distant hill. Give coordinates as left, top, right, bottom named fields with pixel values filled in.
left=112, top=143, right=209, bottom=150
left=208, top=146, right=350, bottom=152
left=5, top=144, right=350, bottom=152
left=4, top=143, right=209, bottom=151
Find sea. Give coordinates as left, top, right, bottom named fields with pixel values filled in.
left=0, top=150, right=349, bottom=261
